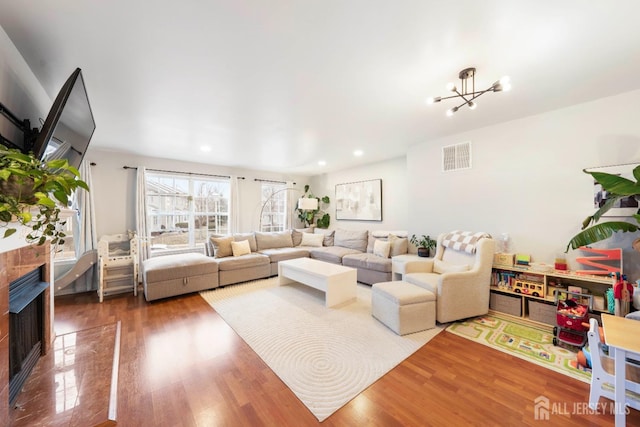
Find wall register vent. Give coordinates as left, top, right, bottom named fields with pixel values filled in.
left=442, top=141, right=472, bottom=172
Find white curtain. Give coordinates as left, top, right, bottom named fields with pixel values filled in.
left=72, top=159, right=98, bottom=291
left=229, top=175, right=240, bottom=234
left=136, top=167, right=150, bottom=267
left=285, top=181, right=296, bottom=230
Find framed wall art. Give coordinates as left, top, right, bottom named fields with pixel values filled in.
left=335, top=179, right=382, bottom=221
left=589, top=163, right=639, bottom=217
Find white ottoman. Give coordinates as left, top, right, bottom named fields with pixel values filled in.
left=371, top=281, right=436, bottom=335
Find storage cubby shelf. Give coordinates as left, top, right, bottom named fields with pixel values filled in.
left=490, top=264, right=614, bottom=325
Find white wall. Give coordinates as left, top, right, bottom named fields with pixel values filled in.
left=0, top=26, right=51, bottom=254
left=407, top=90, right=640, bottom=278
left=310, top=156, right=408, bottom=232
left=86, top=148, right=309, bottom=238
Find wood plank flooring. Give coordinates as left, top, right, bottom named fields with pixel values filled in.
left=13, top=289, right=640, bottom=426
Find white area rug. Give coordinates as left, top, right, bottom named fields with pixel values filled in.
left=200, top=278, right=443, bottom=421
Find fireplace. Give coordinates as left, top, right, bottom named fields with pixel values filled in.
left=9, top=267, right=48, bottom=404
left=0, top=242, right=53, bottom=420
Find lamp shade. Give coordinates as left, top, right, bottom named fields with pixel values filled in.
left=298, top=197, right=318, bottom=210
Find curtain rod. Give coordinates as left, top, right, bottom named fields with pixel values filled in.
left=123, top=165, right=245, bottom=180
left=585, top=161, right=640, bottom=171
left=253, top=178, right=296, bottom=185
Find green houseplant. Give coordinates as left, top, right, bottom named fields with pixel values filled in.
left=296, top=185, right=331, bottom=228
left=0, top=145, right=89, bottom=246
left=566, top=165, right=640, bottom=251
left=410, top=234, right=436, bottom=257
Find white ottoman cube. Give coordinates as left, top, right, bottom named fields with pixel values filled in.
left=371, top=281, right=436, bottom=335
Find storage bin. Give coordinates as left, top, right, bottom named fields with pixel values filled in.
left=490, top=292, right=521, bottom=317
left=528, top=300, right=556, bottom=325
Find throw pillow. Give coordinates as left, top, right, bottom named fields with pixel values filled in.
left=433, top=259, right=470, bottom=274
left=366, top=231, right=378, bottom=253
left=231, top=239, right=251, bottom=257
left=211, top=236, right=233, bottom=258
left=300, top=232, right=324, bottom=247
left=388, top=234, right=409, bottom=257
left=233, top=232, right=257, bottom=252
left=292, top=227, right=314, bottom=246
left=373, top=239, right=391, bottom=258
left=314, top=228, right=335, bottom=246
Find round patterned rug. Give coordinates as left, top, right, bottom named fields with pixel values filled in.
left=200, top=278, right=443, bottom=421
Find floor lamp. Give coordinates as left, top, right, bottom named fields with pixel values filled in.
left=259, top=188, right=319, bottom=231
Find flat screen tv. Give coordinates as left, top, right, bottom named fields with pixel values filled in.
left=31, top=68, right=95, bottom=170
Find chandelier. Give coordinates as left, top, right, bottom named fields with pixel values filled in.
left=426, top=67, right=511, bottom=116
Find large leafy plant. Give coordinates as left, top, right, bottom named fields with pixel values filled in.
left=0, top=145, right=89, bottom=246
left=566, top=165, right=640, bottom=251
left=296, top=185, right=331, bottom=228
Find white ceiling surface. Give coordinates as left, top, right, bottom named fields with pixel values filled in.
left=1, top=1, right=640, bottom=175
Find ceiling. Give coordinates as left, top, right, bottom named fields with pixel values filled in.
left=1, top=1, right=640, bottom=175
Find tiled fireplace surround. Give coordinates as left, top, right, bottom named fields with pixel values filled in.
left=0, top=242, right=53, bottom=420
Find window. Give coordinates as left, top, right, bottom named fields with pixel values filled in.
left=260, top=183, right=287, bottom=232
left=145, top=172, right=230, bottom=252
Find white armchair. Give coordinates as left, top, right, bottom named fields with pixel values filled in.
left=403, top=232, right=495, bottom=323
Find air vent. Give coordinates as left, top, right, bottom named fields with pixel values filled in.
left=442, top=141, right=472, bottom=172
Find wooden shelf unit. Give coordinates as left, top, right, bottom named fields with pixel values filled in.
left=490, top=263, right=613, bottom=325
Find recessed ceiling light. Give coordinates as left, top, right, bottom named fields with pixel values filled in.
left=318, top=160, right=326, bottom=166
left=200, top=146, right=212, bottom=152
left=353, top=150, right=363, bottom=157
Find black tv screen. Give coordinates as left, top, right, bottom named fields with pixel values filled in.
left=31, top=68, right=95, bottom=170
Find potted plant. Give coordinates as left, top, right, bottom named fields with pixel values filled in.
left=410, top=234, right=436, bottom=257
left=296, top=185, right=331, bottom=228
left=0, top=145, right=89, bottom=246
left=566, top=165, right=640, bottom=251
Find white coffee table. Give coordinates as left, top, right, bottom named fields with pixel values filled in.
left=278, top=258, right=357, bottom=307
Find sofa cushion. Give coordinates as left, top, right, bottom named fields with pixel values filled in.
left=144, top=253, right=219, bottom=283
left=211, top=236, right=234, bottom=258
left=404, top=272, right=439, bottom=294
left=234, top=232, right=257, bottom=252
left=342, top=253, right=392, bottom=273
left=433, top=259, right=470, bottom=274
left=255, top=231, right=293, bottom=250
left=231, top=240, right=251, bottom=257
left=292, top=227, right=314, bottom=246
left=259, top=247, right=310, bottom=263
left=300, top=232, right=324, bottom=247
left=215, top=253, right=270, bottom=271
left=334, top=229, right=368, bottom=252
left=373, top=239, right=391, bottom=258
left=314, top=228, right=335, bottom=246
left=389, top=234, right=409, bottom=257
left=309, top=246, right=362, bottom=264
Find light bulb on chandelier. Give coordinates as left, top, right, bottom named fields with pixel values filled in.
left=426, top=67, right=510, bottom=117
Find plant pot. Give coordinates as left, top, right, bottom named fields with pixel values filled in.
left=0, top=176, right=37, bottom=204
left=417, top=247, right=429, bottom=257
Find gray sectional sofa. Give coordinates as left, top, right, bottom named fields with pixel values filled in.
left=143, top=227, right=410, bottom=301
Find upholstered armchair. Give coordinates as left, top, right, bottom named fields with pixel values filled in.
left=403, top=231, right=495, bottom=323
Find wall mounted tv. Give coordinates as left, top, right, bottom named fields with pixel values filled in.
left=30, top=67, right=95, bottom=170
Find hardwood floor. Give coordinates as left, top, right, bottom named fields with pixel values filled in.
left=14, top=289, right=640, bottom=426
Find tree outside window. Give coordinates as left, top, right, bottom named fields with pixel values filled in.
left=261, top=183, right=287, bottom=232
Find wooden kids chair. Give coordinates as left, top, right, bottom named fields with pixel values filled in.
left=587, top=317, right=640, bottom=411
